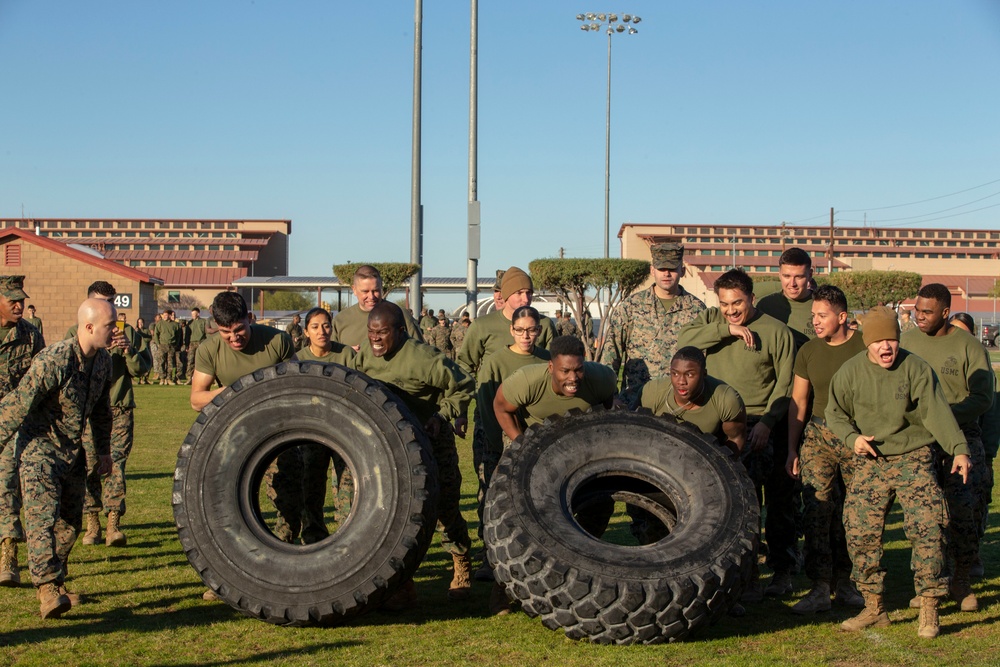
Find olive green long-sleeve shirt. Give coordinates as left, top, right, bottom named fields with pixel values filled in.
left=826, top=349, right=968, bottom=458
left=354, top=338, right=474, bottom=425
left=456, top=309, right=556, bottom=380
left=901, top=326, right=993, bottom=430
left=677, top=308, right=795, bottom=430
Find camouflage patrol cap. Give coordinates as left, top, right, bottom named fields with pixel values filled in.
left=0, top=275, right=28, bottom=300
left=493, top=269, right=506, bottom=292
left=650, top=243, right=684, bottom=271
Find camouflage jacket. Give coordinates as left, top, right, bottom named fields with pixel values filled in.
left=0, top=338, right=113, bottom=457
left=0, top=319, right=46, bottom=398
left=428, top=325, right=452, bottom=354
left=450, top=323, right=468, bottom=351
left=65, top=323, right=151, bottom=408
left=599, top=285, right=706, bottom=406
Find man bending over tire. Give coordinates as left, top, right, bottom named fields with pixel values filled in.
left=493, top=334, right=619, bottom=609
left=190, top=292, right=298, bottom=599
left=353, top=301, right=475, bottom=609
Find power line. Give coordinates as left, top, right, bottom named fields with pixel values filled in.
left=838, top=177, right=1000, bottom=213
left=838, top=189, right=1000, bottom=224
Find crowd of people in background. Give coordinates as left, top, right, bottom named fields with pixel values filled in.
left=0, top=248, right=994, bottom=640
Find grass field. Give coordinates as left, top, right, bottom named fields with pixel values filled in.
left=0, top=385, right=997, bottom=667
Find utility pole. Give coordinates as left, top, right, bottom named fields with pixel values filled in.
left=466, top=0, right=480, bottom=319
left=410, top=0, right=424, bottom=316
left=559, top=247, right=565, bottom=259
left=827, top=207, right=834, bottom=274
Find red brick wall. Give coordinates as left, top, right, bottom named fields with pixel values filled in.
left=1, top=239, right=156, bottom=343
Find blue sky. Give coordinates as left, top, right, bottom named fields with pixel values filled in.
left=2, top=1, right=999, bottom=307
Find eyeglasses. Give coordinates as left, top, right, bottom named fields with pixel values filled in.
left=512, top=326, right=542, bottom=336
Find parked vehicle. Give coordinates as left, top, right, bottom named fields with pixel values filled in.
left=982, top=323, right=998, bottom=347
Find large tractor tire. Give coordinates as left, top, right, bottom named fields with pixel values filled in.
left=484, top=409, right=758, bottom=644
left=173, top=361, right=438, bottom=625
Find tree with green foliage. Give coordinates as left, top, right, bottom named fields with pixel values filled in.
left=823, top=270, right=922, bottom=311
left=333, top=263, right=421, bottom=300
left=529, top=258, right=650, bottom=360
left=988, top=279, right=1000, bottom=299
left=261, top=290, right=313, bottom=311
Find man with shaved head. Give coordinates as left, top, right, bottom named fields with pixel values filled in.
left=353, top=301, right=475, bottom=609
left=0, top=298, right=116, bottom=619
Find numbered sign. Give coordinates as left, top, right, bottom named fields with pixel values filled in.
left=113, top=293, right=133, bottom=309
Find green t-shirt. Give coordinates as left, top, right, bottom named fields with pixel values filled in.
left=476, top=346, right=551, bottom=449
left=194, top=324, right=294, bottom=387
left=826, top=349, right=968, bottom=457
left=295, top=343, right=356, bottom=366
left=331, top=304, right=423, bottom=349
left=756, top=291, right=816, bottom=350
left=639, top=375, right=744, bottom=444
left=352, top=338, right=474, bottom=424
left=793, top=331, right=866, bottom=420
left=25, top=317, right=43, bottom=337
left=901, top=326, right=993, bottom=429
left=677, top=308, right=795, bottom=429
left=457, top=309, right=556, bottom=378
left=188, top=317, right=207, bottom=344
left=501, top=361, right=618, bottom=426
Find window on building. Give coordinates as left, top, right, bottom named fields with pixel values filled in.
left=175, top=261, right=187, bottom=267
left=228, top=222, right=238, bottom=230
left=207, top=261, right=219, bottom=267
left=191, top=261, right=203, bottom=267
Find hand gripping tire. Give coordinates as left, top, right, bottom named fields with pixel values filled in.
left=483, top=408, right=758, bottom=644
left=173, top=361, right=439, bottom=625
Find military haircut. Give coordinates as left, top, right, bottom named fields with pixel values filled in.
left=304, top=306, right=332, bottom=328
left=191, top=307, right=200, bottom=314
left=672, top=345, right=707, bottom=370
left=87, top=280, right=116, bottom=298
left=510, top=306, right=541, bottom=326
left=812, top=284, right=848, bottom=313
left=211, top=291, right=249, bottom=327
left=713, top=268, right=753, bottom=297
left=368, top=300, right=404, bottom=330
left=778, top=247, right=812, bottom=269
left=917, top=282, right=951, bottom=308
left=549, top=334, right=585, bottom=360
left=352, top=264, right=382, bottom=285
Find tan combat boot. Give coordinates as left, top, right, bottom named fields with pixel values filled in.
left=917, top=595, right=940, bottom=639
left=840, top=591, right=891, bottom=632
left=949, top=569, right=978, bottom=612
left=447, top=553, right=472, bottom=600
left=36, top=584, right=81, bottom=607
left=82, top=512, right=102, bottom=546
left=37, top=582, right=71, bottom=619
left=0, top=537, right=20, bottom=587
left=106, top=510, right=127, bottom=547
left=791, top=581, right=832, bottom=614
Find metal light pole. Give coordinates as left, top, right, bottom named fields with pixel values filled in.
left=467, top=0, right=480, bottom=319
left=410, top=0, right=424, bottom=316
left=577, top=12, right=640, bottom=259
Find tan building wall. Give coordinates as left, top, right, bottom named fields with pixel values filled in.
left=1, top=236, right=158, bottom=340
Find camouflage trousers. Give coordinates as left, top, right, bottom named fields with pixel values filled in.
left=263, top=447, right=307, bottom=543
left=935, top=432, right=984, bottom=572
left=844, top=446, right=949, bottom=597
left=19, top=438, right=87, bottom=586
left=0, top=436, right=26, bottom=541
left=799, top=419, right=854, bottom=584
left=154, top=344, right=178, bottom=380
left=430, top=427, right=471, bottom=556
left=299, top=444, right=353, bottom=545
left=741, top=416, right=800, bottom=574
left=185, top=341, right=201, bottom=380
left=83, top=407, right=134, bottom=516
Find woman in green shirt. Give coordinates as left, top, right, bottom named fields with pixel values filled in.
left=295, top=307, right=355, bottom=366
left=293, top=307, right=356, bottom=542
left=474, top=306, right=550, bottom=584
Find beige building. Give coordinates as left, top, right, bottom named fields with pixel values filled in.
left=0, top=217, right=290, bottom=309
left=620, top=222, right=1000, bottom=310
left=1, top=227, right=162, bottom=338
